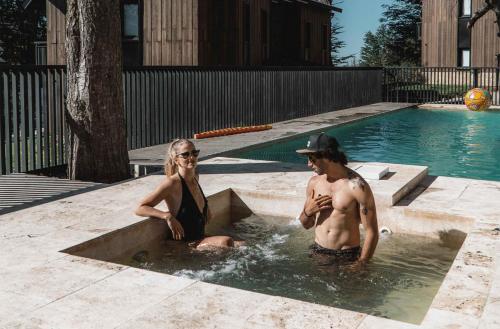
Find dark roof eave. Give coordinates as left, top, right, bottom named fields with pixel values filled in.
left=332, top=6, right=343, bottom=13
left=305, top=1, right=343, bottom=13
left=308, top=0, right=333, bottom=8
left=280, top=0, right=334, bottom=9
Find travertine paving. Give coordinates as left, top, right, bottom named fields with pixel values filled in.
left=1, top=103, right=499, bottom=329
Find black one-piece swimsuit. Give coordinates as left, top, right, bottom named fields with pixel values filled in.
left=176, top=174, right=208, bottom=242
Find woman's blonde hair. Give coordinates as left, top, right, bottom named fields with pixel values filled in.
left=164, top=139, right=195, bottom=176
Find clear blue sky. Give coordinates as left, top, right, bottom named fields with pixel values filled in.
left=334, top=0, right=396, bottom=62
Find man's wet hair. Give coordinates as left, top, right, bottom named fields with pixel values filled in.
left=319, top=138, right=348, bottom=165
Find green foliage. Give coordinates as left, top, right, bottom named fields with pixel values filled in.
left=360, top=0, right=421, bottom=67
left=330, top=20, right=352, bottom=66
left=330, top=1, right=352, bottom=66
left=380, top=0, right=421, bottom=66
left=0, top=0, right=46, bottom=64
left=360, top=25, right=389, bottom=67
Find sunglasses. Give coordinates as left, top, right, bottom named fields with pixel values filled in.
left=176, top=149, right=200, bottom=159
left=307, top=153, right=322, bottom=163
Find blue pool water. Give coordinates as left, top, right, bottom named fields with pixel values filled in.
left=234, top=107, right=500, bottom=181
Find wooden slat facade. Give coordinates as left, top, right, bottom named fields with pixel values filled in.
left=198, top=0, right=271, bottom=65
left=46, top=0, right=332, bottom=66
left=422, top=0, right=500, bottom=67
left=470, top=0, right=500, bottom=66
left=249, top=0, right=271, bottom=65
left=198, top=0, right=243, bottom=65
left=300, top=4, right=331, bottom=65
left=46, top=0, right=66, bottom=65
left=143, top=0, right=198, bottom=65
left=421, top=0, right=458, bottom=67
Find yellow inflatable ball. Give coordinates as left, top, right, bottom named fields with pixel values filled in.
left=464, top=88, right=492, bottom=111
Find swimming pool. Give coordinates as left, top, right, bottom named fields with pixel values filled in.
left=234, top=107, right=500, bottom=181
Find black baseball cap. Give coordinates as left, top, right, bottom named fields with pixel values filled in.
left=296, top=133, right=339, bottom=155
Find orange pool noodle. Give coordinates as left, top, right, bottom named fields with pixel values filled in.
left=194, top=124, right=272, bottom=139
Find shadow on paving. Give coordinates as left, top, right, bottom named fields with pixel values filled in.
left=0, top=174, right=107, bottom=216
left=197, top=160, right=310, bottom=175
left=145, top=160, right=310, bottom=176
left=395, top=175, right=438, bottom=207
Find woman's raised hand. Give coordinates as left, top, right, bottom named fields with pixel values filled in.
left=164, top=214, right=185, bottom=240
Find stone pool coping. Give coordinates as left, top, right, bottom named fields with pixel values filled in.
left=419, top=104, right=500, bottom=111
left=128, top=102, right=415, bottom=166
left=1, top=103, right=499, bottom=328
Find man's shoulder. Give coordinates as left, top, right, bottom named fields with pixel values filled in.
left=307, top=174, right=322, bottom=185
left=346, top=171, right=373, bottom=196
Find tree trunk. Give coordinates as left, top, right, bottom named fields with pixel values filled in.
left=65, top=0, right=130, bottom=183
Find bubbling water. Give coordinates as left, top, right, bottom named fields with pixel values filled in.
left=126, top=215, right=461, bottom=325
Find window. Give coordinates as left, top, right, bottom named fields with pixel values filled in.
left=304, top=22, right=311, bottom=61
left=305, top=22, right=311, bottom=49
left=261, top=9, right=268, bottom=60
left=460, top=0, right=471, bottom=17
left=123, top=4, right=139, bottom=39
left=322, top=25, right=328, bottom=50
left=122, top=1, right=142, bottom=66
left=261, top=10, right=268, bottom=45
left=35, top=41, right=47, bottom=65
left=460, top=49, right=471, bottom=67
left=243, top=2, right=250, bottom=64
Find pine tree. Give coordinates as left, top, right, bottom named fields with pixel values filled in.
left=330, top=1, right=352, bottom=66
left=66, top=0, right=130, bottom=182
left=330, top=20, right=352, bottom=66
left=359, top=0, right=421, bottom=67
left=360, top=25, right=389, bottom=67
left=380, top=0, right=421, bottom=66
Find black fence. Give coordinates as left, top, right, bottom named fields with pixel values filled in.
left=383, top=67, right=500, bottom=105
left=0, top=66, right=66, bottom=175
left=0, top=66, right=382, bottom=175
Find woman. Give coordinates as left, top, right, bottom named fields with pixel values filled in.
left=135, top=139, right=236, bottom=249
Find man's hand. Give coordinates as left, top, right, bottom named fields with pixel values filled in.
left=164, top=214, right=184, bottom=240
left=304, top=190, right=332, bottom=217
left=344, top=259, right=368, bottom=273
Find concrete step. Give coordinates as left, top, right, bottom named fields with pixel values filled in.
left=352, top=161, right=429, bottom=207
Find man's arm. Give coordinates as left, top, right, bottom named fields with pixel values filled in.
left=299, top=178, right=316, bottom=229
left=299, top=177, right=333, bottom=229
left=351, top=178, right=379, bottom=262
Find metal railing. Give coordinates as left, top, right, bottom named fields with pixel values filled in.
left=383, top=67, right=500, bottom=105
left=0, top=66, right=66, bottom=175
left=0, top=65, right=382, bottom=175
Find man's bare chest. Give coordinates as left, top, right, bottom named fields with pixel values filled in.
left=314, top=181, right=357, bottom=212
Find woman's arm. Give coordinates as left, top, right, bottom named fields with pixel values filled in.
left=135, top=179, right=185, bottom=240
left=135, top=179, right=174, bottom=220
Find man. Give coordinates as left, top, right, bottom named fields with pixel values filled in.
left=296, top=133, right=379, bottom=265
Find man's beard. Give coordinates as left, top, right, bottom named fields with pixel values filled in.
left=314, top=167, right=324, bottom=175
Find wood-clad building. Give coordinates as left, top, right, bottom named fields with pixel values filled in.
left=46, top=0, right=66, bottom=65
left=422, top=0, right=500, bottom=67
left=43, top=0, right=337, bottom=66
left=197, top=0, right=272, bottom=65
